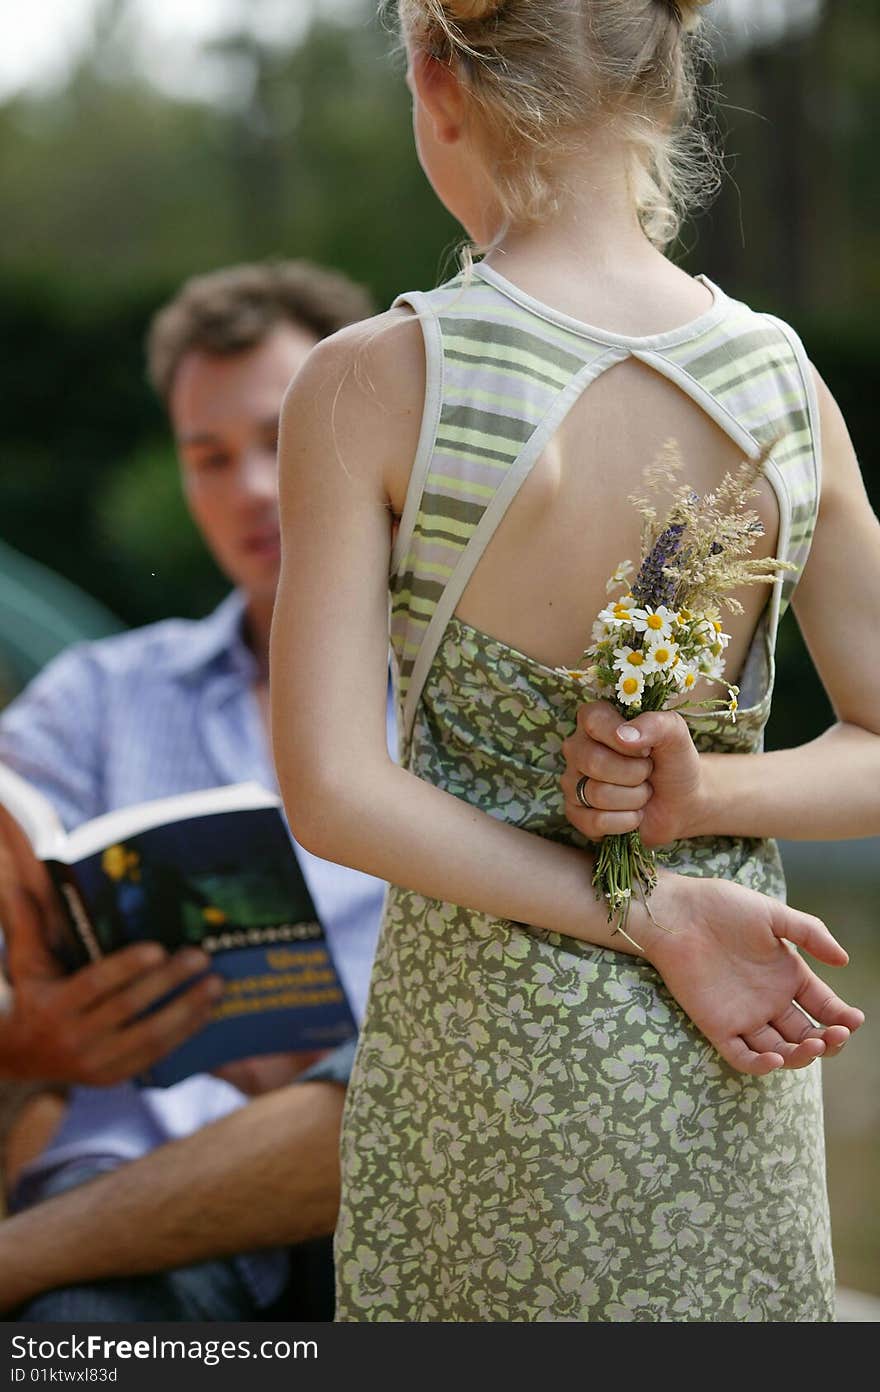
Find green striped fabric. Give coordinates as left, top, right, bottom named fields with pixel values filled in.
left=389, top=268, right=820, bottom=732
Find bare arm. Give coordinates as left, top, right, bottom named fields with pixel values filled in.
left=270, top=321, right=861, bottom=1076
left=270, top=319, right=642, bottom=956
left=563, top=367, right=880, bottom=846
left=0, top=1080, right=344, bottom=1312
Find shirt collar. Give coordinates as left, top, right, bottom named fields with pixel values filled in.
left=162, top=591, right=258, bottom=681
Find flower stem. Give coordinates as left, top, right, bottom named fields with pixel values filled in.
left=592, top=828, right=659, bottom=955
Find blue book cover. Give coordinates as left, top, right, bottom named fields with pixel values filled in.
left=0, top=769, right=357, bottom=1087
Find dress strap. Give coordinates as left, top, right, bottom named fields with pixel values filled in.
left=388, top=291, right=445, bottom=581
left=401, top=349, right=621, bottom=739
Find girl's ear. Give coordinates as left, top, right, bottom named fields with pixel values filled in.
left=411, top=49, right=467, bottom=145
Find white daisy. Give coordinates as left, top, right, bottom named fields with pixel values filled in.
left=696, top=617, right=731, bottom=651
left=616, top=670, right=645, bottom=707
left=631, top=605, right=677, bottom=641
left=598, top=598, right=638, bottom=628
left=606, top=563, right=635, bottom=592
left=555, top=667, right=592, bottom=686
left=675, top=663, right=701, bottom=693
left=642, top=639, right=680, bottom=674
left=613, top=645, right=649, bottom=674
left=698, top=650, right=726, bottom=682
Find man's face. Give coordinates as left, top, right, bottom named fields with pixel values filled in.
left=170, top=323, right=318, bottom=602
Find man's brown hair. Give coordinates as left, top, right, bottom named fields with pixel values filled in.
left=147, top=260, right=375, bottom=404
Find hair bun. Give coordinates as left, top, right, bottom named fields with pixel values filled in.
left=443, top=0, right=506, bottom=21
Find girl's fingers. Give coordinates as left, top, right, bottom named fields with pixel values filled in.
left=579, top=701, right=643, bottom=751
left=794, top=975, right=865, bottom=1033
left=565, top=778, right=652, bottom=813
left=770, top=1000, right=828, bottom=1045
left=773, top=905, right=848, bottom=966
left=742, top=1022, right=825, bottom=1069
left=722, top=1037, right=784, bottom=1076
left=778, top=1039, right=827, bottom=1068
left=565, top=808, right=644, bottom=839
left=818, top=1025, right=851, bottom=1058
left=768, top=996, right=846, bottom=1057
left=588, top=744, right=654, bottom=787
left=562, top=735, right=653, bottom=788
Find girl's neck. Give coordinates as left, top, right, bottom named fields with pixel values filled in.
left=484, top=139, right=663, bottom=281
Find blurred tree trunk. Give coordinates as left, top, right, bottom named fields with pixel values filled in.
left=802, top=0, right=855, bottom=311
left=694, top=2, right=867, bottom=318
left=213, top=31, right=287, bottom=256
left=746, top=38, right=812, bottom=313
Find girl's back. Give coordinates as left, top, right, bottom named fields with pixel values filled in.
left=271, top=0, right=876, bottom=1322
left=387, top=259, right=813, bottom=745
left=444, top=263, right=778, bottom=677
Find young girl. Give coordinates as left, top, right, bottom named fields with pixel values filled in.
left=271, top=0, right=875, bottom=1321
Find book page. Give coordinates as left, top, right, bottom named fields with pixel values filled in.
left=0, top=760, right=65, bottom=859
left=61, top=781, right=280, bottom=864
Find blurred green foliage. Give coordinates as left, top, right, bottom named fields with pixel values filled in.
left=94, top=441, right=227, bottom=623
left=0, top=1, right=876, bottom=744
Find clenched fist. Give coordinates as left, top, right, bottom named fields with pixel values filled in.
left=561, top=700, right=704, bottom=847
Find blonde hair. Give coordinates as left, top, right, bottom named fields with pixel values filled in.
left=395, top=0, right=719, bottom=249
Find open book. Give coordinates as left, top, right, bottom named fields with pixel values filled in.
left=0, top=764, right=356, bottom=1087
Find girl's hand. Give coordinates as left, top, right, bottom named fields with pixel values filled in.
left=561, top=700, right=704, bottom=847
left=637, top=873, right=865, bottom=1075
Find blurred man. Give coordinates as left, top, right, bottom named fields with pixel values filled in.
left=0, top=261, right=393, bottom=1320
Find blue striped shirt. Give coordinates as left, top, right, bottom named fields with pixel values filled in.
left=0, top=591, right=393, bottom=1308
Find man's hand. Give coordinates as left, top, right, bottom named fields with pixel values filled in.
left=211, top=1051, right=327, bottom=1096
left=0, top=807, right=224, bottom=1087
left=561, top=700, right=704, bottom=847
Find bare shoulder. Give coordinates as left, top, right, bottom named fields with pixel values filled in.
left=283, top=307, right=424, bottom=420
left=280, top=307, right=425, bottom=510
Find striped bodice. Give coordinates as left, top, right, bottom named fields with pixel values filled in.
left=389, top=264, right=821, bottom=745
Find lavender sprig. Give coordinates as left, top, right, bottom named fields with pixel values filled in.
left=631, top=523, right=685, bottom=609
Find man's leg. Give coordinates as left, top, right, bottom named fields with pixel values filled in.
left=259, top=1040, right=357, bottom=1320
left=10, top=1162, right=263, bottom=1323
left=16, top=1260, right=261, bottom=1322
left=262, top=1237, right=335, bottom=1320
left=0, top=1048, right=354, bottom=1318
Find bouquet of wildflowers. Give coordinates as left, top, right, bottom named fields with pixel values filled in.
left=559, top=441, right=792, bottom=950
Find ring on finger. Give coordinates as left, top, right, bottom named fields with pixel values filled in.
left=575, top=775, right=592, bottom=810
